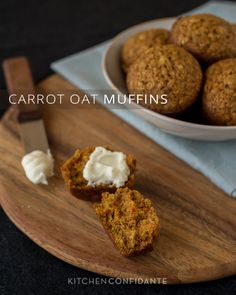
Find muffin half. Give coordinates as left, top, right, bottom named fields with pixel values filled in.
left=61, top=147, right=136, bottom=201
left=94, top=188, right=160, bottom=256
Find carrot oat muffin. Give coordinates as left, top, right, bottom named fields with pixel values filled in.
left=232, top=24, right=236, bottom=32
left=94, top=188, right=160, bottom=256
left=202, top=58, right=236, bottom=126
left=121, top=29, right=170, bottom=72
left=127, top=44, right=203, bottom=114
left=171, top=14, right=236, bottom=63
left=61, top=147, right=136, bottom=201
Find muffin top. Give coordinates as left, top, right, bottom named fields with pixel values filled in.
left=121, top=29, right=169, bottom=72
left=127, top=44, right=203, bottom=114
left=171, top=14, right=236, bottom=63
left=203, top=58, right=236, bottom=125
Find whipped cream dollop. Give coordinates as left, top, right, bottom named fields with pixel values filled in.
left=21, top=150, right=54, bottom=184
left=83, top=147, right=130, bottom=187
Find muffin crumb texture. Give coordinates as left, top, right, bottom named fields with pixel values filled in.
left=94, top=188, right=160, bottom=256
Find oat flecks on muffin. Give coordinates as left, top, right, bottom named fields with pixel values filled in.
left=203, top=58, right=236, bottom=126
left=171, top=14, right=236, bottom=63
left=126, top=44, right=203, bottom=115
left=121, top=29, right=170, bottom=72
left=61, top=147, right=136, bottom=201
left=232, top=24, right=236, bottom=34
left=94, top=188, right=160, bottom=256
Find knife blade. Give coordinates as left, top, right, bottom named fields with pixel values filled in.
left=3, top=57, right=49, bottom=154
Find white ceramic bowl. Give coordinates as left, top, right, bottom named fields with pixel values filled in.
left=102, top=17, right=236, bottom=141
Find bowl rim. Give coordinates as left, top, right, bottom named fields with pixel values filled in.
left=102, top=17, right=236, bottom=131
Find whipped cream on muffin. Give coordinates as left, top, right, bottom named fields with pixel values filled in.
left=83, top=147, right=130, bottom=187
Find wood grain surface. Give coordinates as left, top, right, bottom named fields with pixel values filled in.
left=0, top=74, right=236, bottom=283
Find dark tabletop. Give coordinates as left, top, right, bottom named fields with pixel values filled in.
left=0, top=0, right=236, bottom=294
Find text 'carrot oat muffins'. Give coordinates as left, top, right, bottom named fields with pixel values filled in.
left=121, top=29, right=170, bottom=72
left=94, top=188, right=160, bottom=256
left=203, top=58, right=236, bottom=126
left=61, top=147, right=136, bottom=201
left=127, top=44, right=203, bottom=115
left=171, top=14, right=236, bottom=63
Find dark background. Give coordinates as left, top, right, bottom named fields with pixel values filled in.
left=0, top=0, right=236, bottom=294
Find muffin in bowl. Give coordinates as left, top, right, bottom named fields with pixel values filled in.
left=203, top=58, right=236, bottom=126
left=121, top=28, right=170, bottom=72
left=171, top=14, right=236, bottom=63
left=126, top=44, right=203, bottom=115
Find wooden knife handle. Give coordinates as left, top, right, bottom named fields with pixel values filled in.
left=3, top=57, right=42, bottom=123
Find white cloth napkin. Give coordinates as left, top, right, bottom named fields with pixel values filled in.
left=51, top=1, right=236, bottom=197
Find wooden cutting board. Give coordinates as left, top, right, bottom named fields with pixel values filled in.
left=0, top=74, right=236, bottom=284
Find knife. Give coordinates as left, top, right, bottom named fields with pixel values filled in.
left=3, top=57, right=49, bottom=154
